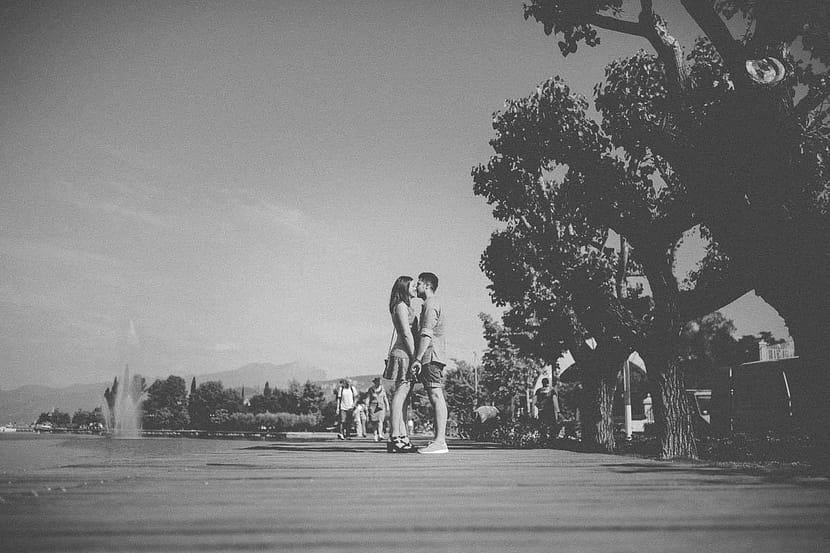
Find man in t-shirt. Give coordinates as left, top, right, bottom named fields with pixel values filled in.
left=410, top=272, right=448, bottom=455
left=335, top=379, right=357, bottom=439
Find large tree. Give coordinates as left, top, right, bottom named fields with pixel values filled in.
left=522, top=0, right=830, bottom=438
left=474, top=73, right=752, bottom=456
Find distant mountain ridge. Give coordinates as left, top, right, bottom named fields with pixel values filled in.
left=0, top=361, right=328, bottom=425
left=191, top=361, right=327, bottom=393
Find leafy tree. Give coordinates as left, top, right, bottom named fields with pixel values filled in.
left=297, top=380, right=325, bottom=415
left=521, top=0, right=830, bottom=439
left=187, top=381, right=243, bottom=429
left=36, top=409, right=70, bottom=427
left=142, top=375, right=190, bottom=430
left=248, top=380, right=325, bottom=416
left=478, top=313, right=546, bottom=419
left=263, top=381, right=271, bottom=397
left=444, top=358, right=482, bottom=434
left=273, top=381, right=302, bottom=414
left=474, top=74, right=748, bottom=456
left=676, top=312, right=739, bottom=388
left=71, top=407, right=106, bottom=429
left=248, top=392, right=280, bottom=414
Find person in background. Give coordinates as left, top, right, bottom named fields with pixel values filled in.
left=383, top=275, right=419, bottom=453
left=335, top=379, right=357, bottom=440
left=533, top=378, right=555, bottom=424
left=367, top=377, right=390, bottom=442
left=353, top=398, right=366, bottom=438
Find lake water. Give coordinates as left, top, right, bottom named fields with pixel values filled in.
left=0, top=432, right=254, bottom=473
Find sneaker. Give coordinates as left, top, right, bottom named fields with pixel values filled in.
left=337, top=433, right=345, bottom=440
left=417, top=441, right=448, bottom=455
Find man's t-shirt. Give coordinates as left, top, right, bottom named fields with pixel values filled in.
left=338, top=386, right=356, bottom=410
left=419, top=296, right=446, bottom=366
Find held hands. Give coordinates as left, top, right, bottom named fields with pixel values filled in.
left=408, top=359, right=422, bottom=381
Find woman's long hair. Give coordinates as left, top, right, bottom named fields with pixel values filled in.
left=388, top=276, right=413, bottom=314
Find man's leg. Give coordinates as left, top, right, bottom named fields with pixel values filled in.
left=337, top=410, right=346, bottom=439
left=427, top=386, right=447, bottom=444
left=418, top=363, right=449, bottom=454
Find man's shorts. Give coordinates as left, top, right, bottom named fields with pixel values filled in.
left=338, top=408, right=354, bottom=425
left=419, top=362, right=446, bottom=388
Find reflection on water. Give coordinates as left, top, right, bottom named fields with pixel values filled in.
left=0, top=433, right=256, bottom=473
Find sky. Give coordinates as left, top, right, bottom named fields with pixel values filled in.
left=0, top=1, right=790, bottom=389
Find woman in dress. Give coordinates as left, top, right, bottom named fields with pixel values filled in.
left=383, top=275, right=418, bottom=453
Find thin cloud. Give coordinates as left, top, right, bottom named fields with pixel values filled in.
left=234, top=199, right=309, bottom=234
left=76, top=198, right=172, bottom=229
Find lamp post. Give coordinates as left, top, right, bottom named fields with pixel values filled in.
left=624, top=357, right=632, bottom=441
left=473, top=351, right=478, bottom=407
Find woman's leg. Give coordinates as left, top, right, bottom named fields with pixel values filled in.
left=390, top=381, right=411, bottom=437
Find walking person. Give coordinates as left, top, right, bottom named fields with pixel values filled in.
left=367, top=377, right=390, bottom=442
left=383, top=275, right=419, bottom=453
left=411, top=272, right=449, bottom=455
left=353, top=399, right=367, bottom=438
left=335, top=379, right=357, bottom=440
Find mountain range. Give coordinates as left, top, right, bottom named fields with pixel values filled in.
left=0, top=361, right=330, bottom=425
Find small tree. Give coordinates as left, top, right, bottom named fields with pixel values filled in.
left=188, top=381, right=243, bottom=429
left=478, top=313, right=546, bottom=418
left=143, top=375, right=190, bottom=430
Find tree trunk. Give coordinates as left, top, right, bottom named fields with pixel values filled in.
left=581, top=365, right=618, bottom=453
left=774, top=311, right=830, bottom=456
left=572, top=343, right=622, bottom=453
left=652, top=358, right=698, bottom=459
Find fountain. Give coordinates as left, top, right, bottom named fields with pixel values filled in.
left=103, top=365, right=147, bottom=438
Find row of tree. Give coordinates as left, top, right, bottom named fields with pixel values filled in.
left=472, top=0, right=829, bottom=458
left=101, top=375, right=331, bottom=431
left=36, top=407, right=105, bottom=429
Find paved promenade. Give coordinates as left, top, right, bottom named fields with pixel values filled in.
left=1, top=438, right=829, bottom=552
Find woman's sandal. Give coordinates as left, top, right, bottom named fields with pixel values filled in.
left=387, top=435, right=416, bottom=453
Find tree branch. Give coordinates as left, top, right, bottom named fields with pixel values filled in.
left=588, top=13, right=644, bottom=37
left=639, top=1, right=690, bottom=97
left=680, top=0, right=747, bottom=79
left=793, top=75, right=830, bottom=121
left=678, top=272, right=753, bottom=321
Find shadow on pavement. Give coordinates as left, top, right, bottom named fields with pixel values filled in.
left=244, top=440, right=506, bottom=454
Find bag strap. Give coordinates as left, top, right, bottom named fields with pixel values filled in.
left=387, top=327, right=396, bottom=356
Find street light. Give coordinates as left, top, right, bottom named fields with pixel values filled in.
left=473, top=351, right=478, bottom=407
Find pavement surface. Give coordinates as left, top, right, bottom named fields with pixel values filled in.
left=1, top=438, right=829, bottom=553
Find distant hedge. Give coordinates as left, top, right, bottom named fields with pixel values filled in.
left=222, top=412, right=323, bottom=432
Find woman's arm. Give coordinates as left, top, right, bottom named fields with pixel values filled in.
left=394, top=303, right=416, bottom=358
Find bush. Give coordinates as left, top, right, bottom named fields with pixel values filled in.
left=696, top=431, right=824, bottom=465
left=483, top=416, right=560, bottom=448
left=224, top=412, right=323, bottom=432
